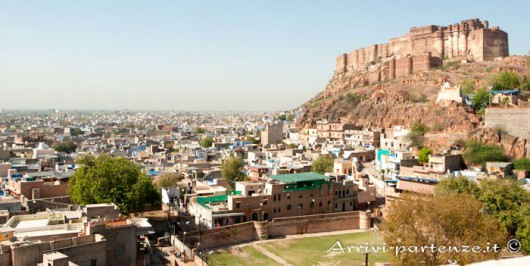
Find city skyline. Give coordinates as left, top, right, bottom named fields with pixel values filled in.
left=1, top=1, right=529, bottom=111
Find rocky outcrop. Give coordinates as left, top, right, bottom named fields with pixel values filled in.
left=469, top=128, right=529, bottom=159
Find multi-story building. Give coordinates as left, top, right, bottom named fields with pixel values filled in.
left=344, top=129, right=381, bottom=148
left=261, top=123, right=284, bottom=146
left=190, top=172, right=376, bottom=228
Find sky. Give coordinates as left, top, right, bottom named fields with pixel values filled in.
left=1, top=1, right=529, bottom=111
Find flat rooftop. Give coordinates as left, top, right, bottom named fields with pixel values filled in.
left=269, top=172, right=329, bottom=183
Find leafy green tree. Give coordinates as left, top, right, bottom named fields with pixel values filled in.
left=479, top=179, right=530, bottom=235
left=472, top=88, right=490, bottom=113
left=493, top=71, right=520, bottom=90
left=462, top=141, right=506, bottom=167
left=410, top=121, right=428, bottom=135
left=406, top=121, right=428, bottom=147
left=69, top=155, right=160, bottom=214
left=479, top=179, right=530, bottom=254
left=514, top=158, right=530, bottom=170
left=195, top=127, right=205, bottom=134
left=460, top=78, right=475, bottom=95
left=435, top=175, right=480, bottom=197
left=200, top=137, right=214, bottom=148
left=277, top=114, right=287, bottom=121
left=418, top=147, right=432, bottom=164
left=382, top=193, right=507, bottom=265
left=521, top=76, right=530, bottom=92
left=53, top=141, right=77, bottom=154
left=155, top=173, right=182, bottom=189
left=436, top=177, right=530, bottom=254
left=69, top=128, right=84, bottom=137
left=311, top=156, right=334, bottom=174
left=221, top=157, right=247, bottom=191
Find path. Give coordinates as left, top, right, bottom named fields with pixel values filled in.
left=252, top=243, right=293, bottom=266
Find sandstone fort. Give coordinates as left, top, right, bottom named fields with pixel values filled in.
left=334, top=18, right=508, bottom=82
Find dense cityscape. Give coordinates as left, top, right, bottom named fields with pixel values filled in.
left=2, top=2, right=530, bottom=266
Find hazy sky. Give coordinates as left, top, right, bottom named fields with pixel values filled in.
left=1, top=1, right=529, bottom=111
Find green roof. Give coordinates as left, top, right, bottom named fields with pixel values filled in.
left=269, top=172, right=329, bottom=183
left=196, top=195, right=227, bottom=209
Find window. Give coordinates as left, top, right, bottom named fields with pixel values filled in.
left=335, top=203, right=338, bottom=208
left=262, top=200, right=267, bottom=206
left=299, top=194, right=302, bottom=199
left=287, top=194, right=291, bottom=199
left=287, top=204, right=292, bottom=210
left=236, top=202, right=241, bottom=209
left=91, top=260, right=97, bottom=266
left=298, top=203, right=303, bottom=209
left=273, top=208, right=276, bottom=213
left=278, top=208, right=281, bottom=213
left=273, top=195, right=277, bottom=201
left=278, top=194, right=281, bottom=201
left=319, top=201, right=322, bottom=207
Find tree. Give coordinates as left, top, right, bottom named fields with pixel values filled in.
left=311, top=156, right=334, bottom=174
left=513, top=158, right=530, bottom=171
left=277, top=114, right=287, bottom=121
left=439, top=177, right=530, bottom=254
left=69, top=128, right=84, bottom=137
left=462, top=141, right=506, bottom=167
left=406, top=121, right=428, bottom=147
left=435, top=175, right=480, bottom=197
left=382, top=193, right=507, bottom=265
left=472, top=88, right=490, bottom=114
left=478, top=179, right=530, bottom=240
left=195, top=127, right=205, bottom=134
left=221, top=157, right=247, bottom=191
left=418, top=147, right=432, bottom=164
left=69, top=155, right=160, bottom=214
left=200, top=137, right=214, bottom=148
left=53, top=141, right=77, bottom=154
left=460, top=78, right=475, bottom=95
left=493, top=71, right=520, bottom=90
left=155, top=173, right=182, bottom=189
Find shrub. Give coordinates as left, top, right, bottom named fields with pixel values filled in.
left=463, top=141, right=507, bottom=166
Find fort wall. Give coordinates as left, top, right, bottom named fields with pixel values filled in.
left=484, top=108, right=530, bottom=139
left=334, top=19, right=509, bottom=82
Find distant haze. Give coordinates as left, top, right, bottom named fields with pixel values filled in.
left=1, top=1, right=529, bottom=111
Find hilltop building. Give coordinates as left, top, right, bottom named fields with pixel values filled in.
left=335, top=19, right=508, bottom=83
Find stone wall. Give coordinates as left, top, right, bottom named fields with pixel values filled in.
left=182, top=211, right=370, bottom=250
left=334, top=19, right=508, bottom=80
left=485, top=107, right=530, bottom=139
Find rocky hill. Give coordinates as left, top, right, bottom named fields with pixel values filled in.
left=297, top=56, right=529, bottom=158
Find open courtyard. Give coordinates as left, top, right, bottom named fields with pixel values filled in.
left=206, top=230, right=389, bottom=266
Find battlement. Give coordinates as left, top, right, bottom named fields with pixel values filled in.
left=335, top=19, right=509, bottom=82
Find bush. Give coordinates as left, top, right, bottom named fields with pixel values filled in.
left=514, top=158, right=530, bottom=171
left=493, top=71, right=520, bottom=90
left=418, top=147, right=433, bottom=164
left=54, top=141, right=77, bottom=154
left=472, top=88, right=490, bottom=113
left=463, top=141, right=507, bottom=166
left=406, top=121, right=429, bottom=147
left=311, top=156, right=334, bottom=174
left=344, top=92, right=363, bottom=107
left=460, top=78, right=475, bottom=95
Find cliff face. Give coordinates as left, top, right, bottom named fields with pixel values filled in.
left=297, top=56, right=529, bottom=157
